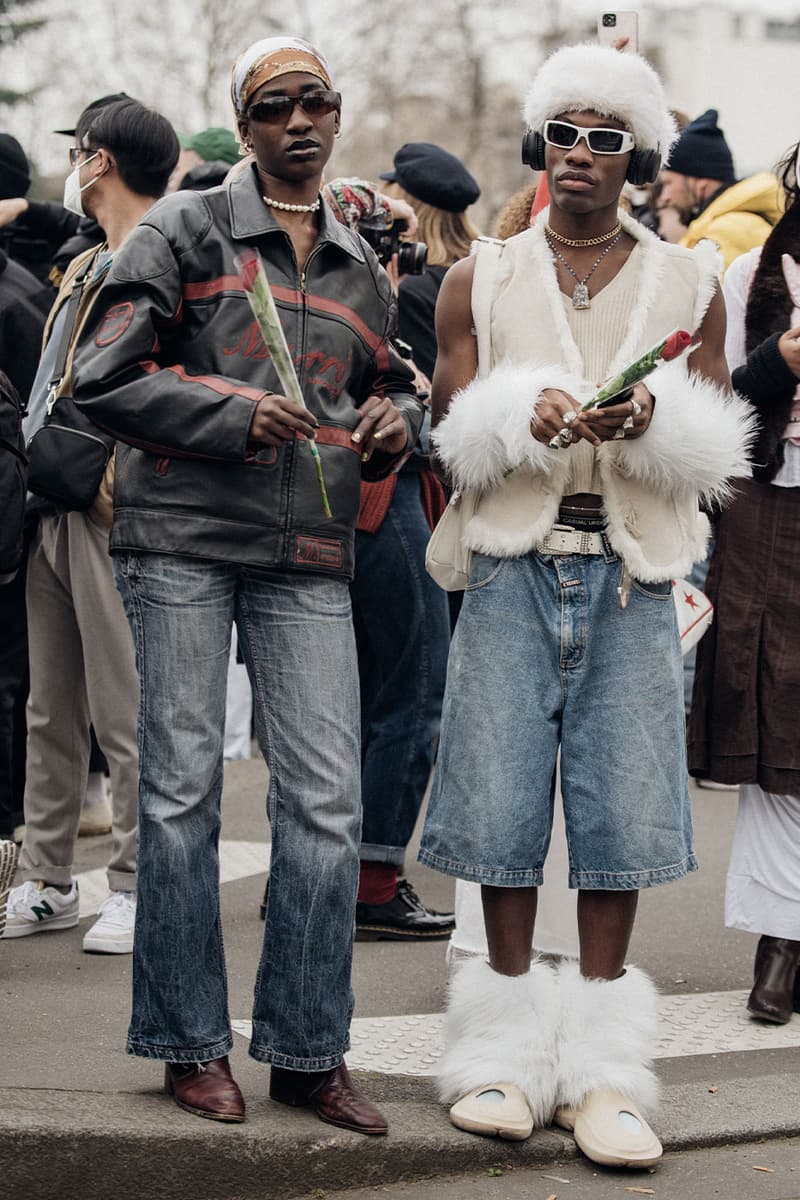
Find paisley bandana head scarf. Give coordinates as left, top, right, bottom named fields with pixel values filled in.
left=231, top=36, right=334, bottom=118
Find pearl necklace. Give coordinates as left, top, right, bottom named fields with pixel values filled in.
left=545, top=222, right=622, bottom=248
left=262, top=193, right=320, bottom=213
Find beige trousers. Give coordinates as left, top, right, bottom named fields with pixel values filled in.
left=19, top=512, right=139, bottom=892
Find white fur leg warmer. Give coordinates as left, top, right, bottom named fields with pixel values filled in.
left=431, top=362, right=591, bottom=492
left=438, top=956, right=561, bottom=1126
left=555, top=962, right=660, bottom=1116
left=612, top=361, right=758, bottom=508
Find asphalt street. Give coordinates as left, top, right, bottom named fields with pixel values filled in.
left=312, top=1137, right=800, bottom=1200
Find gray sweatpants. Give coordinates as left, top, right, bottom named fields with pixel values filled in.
left=19, top=511, right=139, bottom=892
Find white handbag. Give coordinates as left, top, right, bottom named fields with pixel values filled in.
left=424, top=238, right=504, bottom=592
left=673, top=577, right=713, bottom=654
left=424, top=487, right=481, bottom=591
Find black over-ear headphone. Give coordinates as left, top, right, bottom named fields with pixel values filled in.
left=521, top=128, right=661, bottom=187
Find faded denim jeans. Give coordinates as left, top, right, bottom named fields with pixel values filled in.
left=116, top=552, right=361, bottom=1068
left=351, top=473, right=450, bottom=866
left=420, top=545, right=695, bottom=890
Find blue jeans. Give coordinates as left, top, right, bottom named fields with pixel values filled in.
left=116, top=552, right=361, bottom=1068
left=351, top=473, right=450, bottom=866
left=419, top=545, right=696, bottom=889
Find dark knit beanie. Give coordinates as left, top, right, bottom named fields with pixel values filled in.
left=0, top=133, right=31, bottom=199
left=666, top=109, right=735, bottom=182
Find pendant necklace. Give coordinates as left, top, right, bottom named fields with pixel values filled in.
left=546, top=227, right=623, bottom=309
left=263, top=193, right=320, bottom=213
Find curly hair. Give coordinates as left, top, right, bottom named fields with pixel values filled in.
left=494, top=183, right=538, bottom=239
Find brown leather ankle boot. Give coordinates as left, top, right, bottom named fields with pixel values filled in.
left=747, top=936, right=800, bottom=1024
left=270, top=1062, right=388, bottom=1135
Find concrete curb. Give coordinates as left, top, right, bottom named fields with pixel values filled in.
left=4, top=1072, right=800, bottom=1200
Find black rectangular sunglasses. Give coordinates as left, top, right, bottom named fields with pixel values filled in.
left=246, top=90, right=341, bottom=124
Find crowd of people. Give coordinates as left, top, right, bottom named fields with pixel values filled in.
left=0, top=30, right=798, bottom=1173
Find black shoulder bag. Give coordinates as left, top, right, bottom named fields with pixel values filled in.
left=0, top=369, right=28, bottom=582
left=27, top=258, right=116, bottom=511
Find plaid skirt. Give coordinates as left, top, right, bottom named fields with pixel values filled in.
left=687, top=476, right=800, bottom=795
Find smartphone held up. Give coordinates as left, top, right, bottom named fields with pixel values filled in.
left=597, top=11, right=639, bottom=53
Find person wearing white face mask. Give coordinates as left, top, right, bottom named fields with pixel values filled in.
left=62, top=149, right=102, bottom=215
left=3, top=99, right=179, bottom=957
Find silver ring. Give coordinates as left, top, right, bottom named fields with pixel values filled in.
left=613, top=426, right=626, bottom=440
left=563, top=409, right=579, bottom=426
left=558, top=427, right=573, bottom=446
left=630, top=397, right=642, bottom=416
left=622, top=414, right=635, bottom=431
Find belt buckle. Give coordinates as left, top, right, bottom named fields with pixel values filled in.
left=548, top=524, right=571, bottom=555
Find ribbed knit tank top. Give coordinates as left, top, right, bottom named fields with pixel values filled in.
left=562, top=244, right=640, bottom=495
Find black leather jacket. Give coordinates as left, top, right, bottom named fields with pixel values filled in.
left=71, top=164, right=422, bottom=578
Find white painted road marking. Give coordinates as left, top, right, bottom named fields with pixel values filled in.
left=76, top=839, right=269, bottom=917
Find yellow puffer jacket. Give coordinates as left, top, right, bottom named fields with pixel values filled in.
left=680, top=173, right=784, bottom=272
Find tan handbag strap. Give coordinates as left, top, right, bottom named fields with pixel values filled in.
left=471, top=236, right=504, bottom=380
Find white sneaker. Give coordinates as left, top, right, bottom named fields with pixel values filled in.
left=78, top=792, right=113, bottom=837
left=2, top=879, right=79, bottom=938
left=0, top=839, right=20, bottom=937
left=82, top=890, right=136, bottom=954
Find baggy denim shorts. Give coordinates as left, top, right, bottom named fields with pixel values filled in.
left=419, top=543, right=697, bottom=890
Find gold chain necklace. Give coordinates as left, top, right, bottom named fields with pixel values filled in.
left=546, top=227, right=624, bottom=309
left=545, top=222, right=622, bottom=248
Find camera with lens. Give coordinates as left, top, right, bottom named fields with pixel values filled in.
left=359, top=219, right=428, bottom=275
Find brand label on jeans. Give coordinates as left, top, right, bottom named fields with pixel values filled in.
left=294, top=535, right=343, bottom=570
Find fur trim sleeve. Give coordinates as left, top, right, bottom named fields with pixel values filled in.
left=611, top=361, right=758, bottom=507
left=431, top=361, right=591, bottom=491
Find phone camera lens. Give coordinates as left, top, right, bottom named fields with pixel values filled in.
left=602, top=13, right=616, bottom=25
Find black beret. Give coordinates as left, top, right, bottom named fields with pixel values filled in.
left=380, top=142, right=480, bottom=212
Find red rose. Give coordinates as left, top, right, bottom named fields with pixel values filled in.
left=236, top=251, right=261, bottom=293
left=660, top=329, right=692, bottom=361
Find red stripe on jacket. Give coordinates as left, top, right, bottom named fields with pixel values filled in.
left=181, top=277, right=385, bottom=354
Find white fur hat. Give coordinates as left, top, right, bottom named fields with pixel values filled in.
left=523, top=43, right=678, bottom=156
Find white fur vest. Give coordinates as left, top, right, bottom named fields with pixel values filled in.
left=432, top=209, right=757, bottom=582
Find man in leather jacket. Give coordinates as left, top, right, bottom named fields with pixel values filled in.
left=71, top=36, right=422, bottom=1134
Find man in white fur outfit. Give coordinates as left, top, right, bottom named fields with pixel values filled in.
left=418, top=45, right=755, bottom=1168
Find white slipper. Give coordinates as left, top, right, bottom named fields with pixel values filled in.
left=555, top=1087, right=663, bottom=1167
left=449, top=1083, right=534, bottom=1140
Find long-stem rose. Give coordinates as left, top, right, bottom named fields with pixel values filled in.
left=583, top=329, right=695, bottom=410
left=235, top=250, right=332, bottom=518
